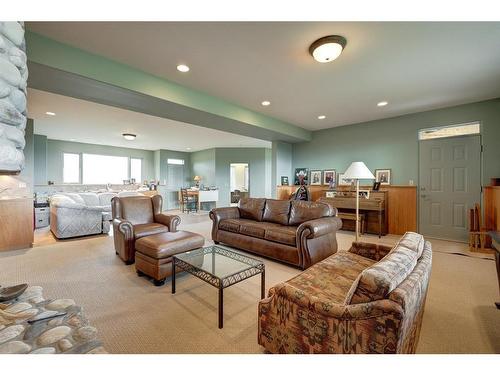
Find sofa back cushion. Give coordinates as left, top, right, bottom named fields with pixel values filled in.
left=98, top=192, right=117, bottom=207
left=262, top=199, right=291, bottom=225
left=120, top=196, right=154, bottom=225
left=78, top=193, right=100, bottom=207
left=348, top=232, right=424, bottom=304
left=238, top=198, right=266, bottom=221
left=288, top=200, right=332, bottom=226
left=61, top=193, right=86, bottom=205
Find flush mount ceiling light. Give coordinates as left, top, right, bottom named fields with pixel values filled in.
left=177, top=64, right=190, bottom=72
left=45, top=111, right=56, bottom=116
left=122, top=133, right=136, bottom=141
left=318, top=115, right=326, bottom=120
left=377, top=101, right=388, bottom=107
left=309, top=35, right=347, bottom=63
left=261, top=100, right=271, bottom=106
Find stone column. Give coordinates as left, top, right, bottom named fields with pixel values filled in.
left=0, top=22, right=28, bottom=173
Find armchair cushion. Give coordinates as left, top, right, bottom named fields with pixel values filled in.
left=133, top=223, right=169, bottom=239
left=120, top=196, right=154, bottom=224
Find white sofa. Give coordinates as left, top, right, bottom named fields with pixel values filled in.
left=49, top=192, right=117, bottom=239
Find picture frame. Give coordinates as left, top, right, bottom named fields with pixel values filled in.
left=358, top=189, right=370, bottom=199
left=338, top=172, right=351, bottom=186
left=372, top=181, right=381, bottom=191
left=323, top=169, right=336, bottom=187
left=280, top=176, right=289, bottom=186
left=325, top=191, right=337, bottom=198
left=294, top=168, right=309, bottom=185
left=310, top=170, right=322, bottom=185
left=375, top=169, right=391, bottom=185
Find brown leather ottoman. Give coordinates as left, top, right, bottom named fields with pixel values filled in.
left=135, top=231, right=205, bottom=286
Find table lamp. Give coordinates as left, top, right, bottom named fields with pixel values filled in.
left=343, top=162, right=375, bottom=242
left=193, top=175, right=201, bottom=188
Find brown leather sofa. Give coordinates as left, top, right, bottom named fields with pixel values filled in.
left=111, top=195, right=180, bottom=264
left=209, top=198, right=342, bottom=269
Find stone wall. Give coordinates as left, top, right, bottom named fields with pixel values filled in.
left=0, top=22, right=28, bottom=173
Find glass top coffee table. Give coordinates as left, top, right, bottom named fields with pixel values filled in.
left=172, top=245, right=265, bottom=328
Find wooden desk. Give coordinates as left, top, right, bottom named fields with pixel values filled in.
left=0, top=197, right=34, bottom=251
left=319, top=192, right=388, bottom=237
left=488, top=231, right=500, bottom=309
left=179, top=189, right=219, bottom=211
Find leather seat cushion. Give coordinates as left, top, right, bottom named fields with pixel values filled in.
left=219, top=219, right=241, bottom=233
left=134, top=223, right=169, bottom=239
left=239, top=221, right=270, bottom=239
left=286, top=251, right=375, bottom=304
left=238, top=198, right=266, bottom=221
left=262, top=199, right=291, bottom=225
left=135, top=230, right=205, bottom=259
left=264, top=226, right=297, bottom=246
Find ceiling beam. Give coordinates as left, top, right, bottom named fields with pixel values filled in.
left=26, top=31, right=311, bottom=143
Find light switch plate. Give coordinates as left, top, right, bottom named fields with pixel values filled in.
left=18, top=182, right=27, bottom=188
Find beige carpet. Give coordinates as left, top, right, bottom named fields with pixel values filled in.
left=1, top=211, right=499, bottom=353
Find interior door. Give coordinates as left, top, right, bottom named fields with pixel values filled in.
left=419, top=135, right=481, bottom=242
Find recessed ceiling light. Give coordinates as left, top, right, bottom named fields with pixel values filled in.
left=69, top=139, right=76, bottom=142
left=309, top=35, right=347, bottom=63
left=377, top=101, right=388, bottom=107
left=186, top=147, right=191, bottom=151
left=318, top=115, right=326, bottom=120
left=45, top=111, right=56, bottom=116
left=177, top=64, right=190, bottom=72
left=261, top=100, right=271, bottom=106
left=122, top=133, right=136, bottom=141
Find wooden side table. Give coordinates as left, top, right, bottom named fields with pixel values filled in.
left=488, top=231, right=500, bottom=309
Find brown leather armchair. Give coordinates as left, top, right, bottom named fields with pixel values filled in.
left=111, top=195, right=180, bottom=264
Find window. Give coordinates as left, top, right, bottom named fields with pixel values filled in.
left=419, top=122, right=480, bottom=140
left=167, top=158, right=185, bottom=165
left=63, top=153, right=80, bottom=183
left=130, top=158, right=142, bottom=183
left=82, top=154, right=128, bottom=184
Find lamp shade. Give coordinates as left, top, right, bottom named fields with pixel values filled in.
left=193, top=176, right=201, bottom=181
left=343, top=162, right=375, bottom=180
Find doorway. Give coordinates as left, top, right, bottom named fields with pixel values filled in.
left=230, top=163, right=249, bottom=205
left=418, top=125, right=481, bottom=242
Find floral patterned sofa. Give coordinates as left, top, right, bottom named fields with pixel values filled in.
left=258, top=232, right=432, bottom=354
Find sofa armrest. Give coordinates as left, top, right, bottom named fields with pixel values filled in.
left=113, top=218, right=134, bottom=239
left=155, top=213, right=181, bottom=232
left=209, top=207, right=240, bottom=222
left=266, top=282, right=403, bottom=320
left=348, top=241, right=393, bottom=261
left=297, top=217, right=342, bottom=239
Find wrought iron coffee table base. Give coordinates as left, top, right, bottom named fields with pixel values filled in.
left=172, top=247, right=265, bottom=329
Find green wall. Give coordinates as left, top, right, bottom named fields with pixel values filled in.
left=156, top=149, right=191, bottom=210
left=190, top=149, right=216, bottom=187
left=19, top=119, right=34, bottom=189
left=293, top=98, right=500, bottom=186
left=271, top=141, right=293, bottom=197
left=33, top=134, right=47, bottom=185
left=215, top=148, right=272, bottom=207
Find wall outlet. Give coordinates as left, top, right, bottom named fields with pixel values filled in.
left=18, top=182, right=27, bottom=188
left=409, top=180, right=414, bottom=186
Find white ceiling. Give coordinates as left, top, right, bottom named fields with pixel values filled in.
left=27, top=22, right=500, bottom=130
left=27, top=89, right=271, bottom=151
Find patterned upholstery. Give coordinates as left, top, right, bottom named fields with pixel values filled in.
left=258, top=232, right=432, bottom=354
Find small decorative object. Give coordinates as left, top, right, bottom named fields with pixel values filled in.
left=358, top=190, right=370, bottom=199
left=325, top=191, right=337, bottom=198
left=294, top=168, right=309, bottom=185
left=194, top=175, right=201, bottom=188
left=323, top=169, right=336, bottom=186
left=338, top=172, right=351, bottom=186
left=310, top=170, right=322, bottom=185
left=0, top=283, right=28, bottom=302
left=280, top=176, right=289, bottom=186
left=372, top=181, right=381, bottom=191
left=130, top=178, right=136, bottom=184
left=375, top=169, right=391, bottom=185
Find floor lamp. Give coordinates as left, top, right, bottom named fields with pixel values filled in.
left=343, top=162, right=376, bottom=242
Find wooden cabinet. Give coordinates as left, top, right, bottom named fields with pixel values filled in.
left=0, top=197, right=34, bottom=251
left=276, top=185, right=417, bottom=235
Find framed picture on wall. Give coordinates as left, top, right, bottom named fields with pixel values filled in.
left=338, top=173, right=351, bottom=186
left=310, top=170, right=322, bottom=185
left=375, top=169, right=392, bottom=185
left=323, top=169, right=336, bottom=187
left=294, top=168, right=309, bottom=185
left=280, top=176, right=289, bottom=186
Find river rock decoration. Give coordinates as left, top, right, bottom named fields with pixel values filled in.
left=0, top=286, right=106, bottom=354
left=0, top=21, right=27, bottom=173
